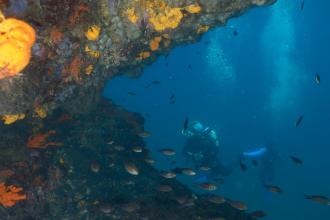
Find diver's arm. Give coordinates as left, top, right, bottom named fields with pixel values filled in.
left=209, top=130, right=220, bottom=146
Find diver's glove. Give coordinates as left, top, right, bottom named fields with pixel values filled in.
left=243, top=147, right=268, bottom=158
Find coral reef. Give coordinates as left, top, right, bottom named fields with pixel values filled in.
left=0, top=0, right=275, bottom=218
left=0, top=99, right=254, bottom=219
left=0, top=182, right=26, bottom=207
left=0, top=13, right=36, bottom=79
left=1, top=114, right=25, bottom=125
left=0, top=0, right=275, bottom=116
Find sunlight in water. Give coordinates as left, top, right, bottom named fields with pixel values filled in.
left=204, top=29, right=236, bottom=88
left=262, top=1, right=303, bottom=116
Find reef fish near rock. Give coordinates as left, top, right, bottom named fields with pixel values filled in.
left=300, top=1, right=305, bottom=10
left=227, top=199, right=248, bottom=211
left=239, top=159, right=247, bottom=172
left=173, top=167, right=196, bottom=176
left=197, top=182, right=217, bottom=191
left=158, top=148, right=176, bottom=156
left=250, top=210, right=267, bottom=218
left=208, top=195, right=226, bottom=204
left=138, top=131, right=151, bottom=138
left=295, top=115, right=304, bottom=127
left=264, top=184, right=283, bottom=194
left=315, top=72, right=321, bottom=84
left=160, top=170, right=176, bottom=179
left=124, top=162, right=139, bottom=175
left=158, top=185, right=173, bottom=193
left=290, top=155, right=303, bottom=165
left=304, top=195, right=330, bottom=205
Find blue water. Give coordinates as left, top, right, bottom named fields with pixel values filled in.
left=103, top=0, right=330, bottom=219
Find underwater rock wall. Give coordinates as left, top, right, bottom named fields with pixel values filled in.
left=0, top=99, right=253, bottom=219
left=0, top=0, right=274, bottom=117
left=0, top=0, right=275, bottom=219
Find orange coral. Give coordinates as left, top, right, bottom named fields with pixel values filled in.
left=136, top=51, right=151, bottom=60
left=146, top=1, right=183, bottom=32
left=27, top=130, right=63, bottom=149
left=149, top=36, right=162, bottom=51
left=0, top=183, right=26, bottom=207
left=0, top=16, right=36, bottom=79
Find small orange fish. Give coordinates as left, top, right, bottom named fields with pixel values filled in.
left=158, top=184, right=173, bottom=192
left=174, top=196, right=194, bottom=206
left=227, top=199, right=248, bottom=211
left=304, top=195, right=330, bottom=205
left=90, top=162, right=100, bottom=173
left=250, top=210, right=267, bottom=218
left=290, top=155, right=303, bottom=165
left=158, top=148, right=176, bottom=156
left=121, top=202, right=140, bottom=213
left=197, top=182, right=217, bottom=191
left=144, top=158, right=155, bottom=164
left=181, top=168, right=196, bottom=176
left=264, top=184, right=283, bottom=194
left=131, top=146, right=143, bottom=153
left=199, top=165, right=211, bottom=171
left=138, top=131, right=151, bottom=138
left=124, top=162, right=139, bottom=175
left=208, top=195, right=226, bottom=204
left=160, top=171, right=176, bottom=179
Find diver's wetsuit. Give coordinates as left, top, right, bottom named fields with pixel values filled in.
left=182, top=121, right=278, bottom=179
left=182, top=135, right=234, bottom=176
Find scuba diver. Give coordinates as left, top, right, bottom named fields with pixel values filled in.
left=181, top=120, right=279, bottom=183
left=181, top=120, right=234, bottom=177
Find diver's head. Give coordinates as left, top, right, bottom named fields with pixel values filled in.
left=181, top=121, right=205, bottom=137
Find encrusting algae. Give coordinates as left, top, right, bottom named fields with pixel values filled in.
left=0, top=10, right=36, bottom=80
left=184, top=4, right=202, bottom=14
left=124, top=1, right=202, bottom=32
left=85, top=45, right=101, bottom=58
left=27, top=130, right=63, bottom=149
left=34, top=106, right=47, bottom=119
left=1, top=114, right=25, bottom=125
left=125, top=8, right=139, bottom=24
left=0, top=183, right=26, bottom=208
left=146, top=0, right=183, bottom=32
left=85, top=64, right=94, bottom=75
left=197, top=25, right=210, bottom=34
left=137, top=51, right=151, bottom=60
left=85, top=25, right=101, bottom=41
left=149, top=36, right=162, bottom=51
